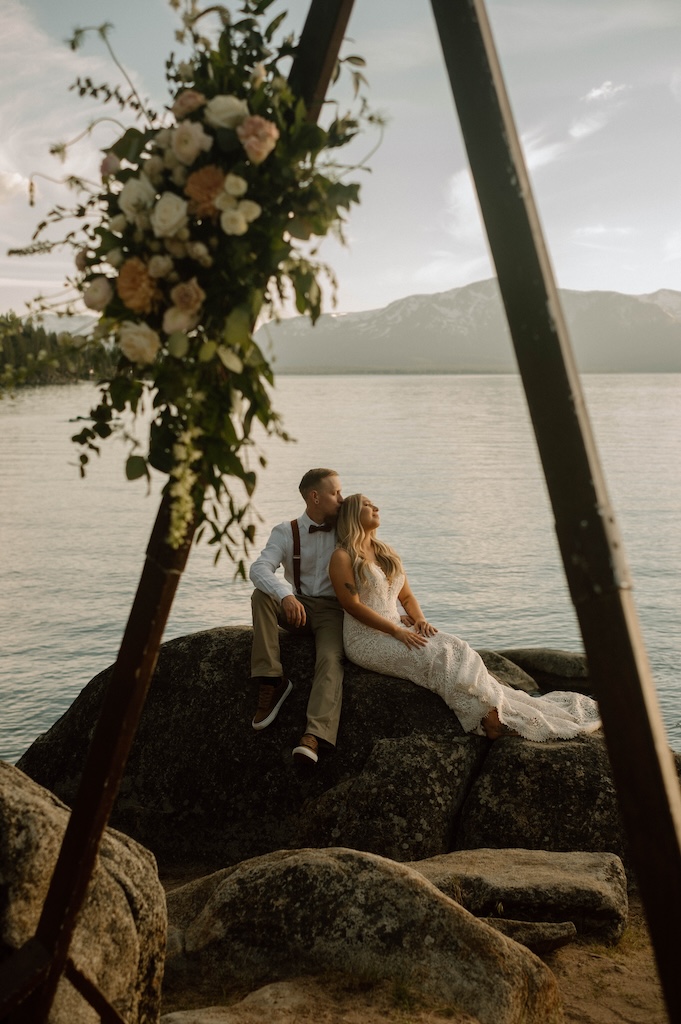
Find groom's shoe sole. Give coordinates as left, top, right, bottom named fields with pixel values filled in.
left=251, top=678, right=293, bottom=730
left=292, top=734, right=319, bottom=764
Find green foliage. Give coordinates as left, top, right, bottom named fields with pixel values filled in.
left=0, top=313, right=116, bottom=391
left=9, top=0, right=378, bottom=570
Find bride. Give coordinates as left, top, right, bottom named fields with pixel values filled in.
left=329, top=494, right=602, bottom=741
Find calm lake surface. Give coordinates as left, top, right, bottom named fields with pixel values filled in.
left=1, top=374, right=679, bottom=761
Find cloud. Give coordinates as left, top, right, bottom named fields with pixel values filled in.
left=568, top=114, right=608, bottom=140
left=0, top=170, right=28, bottom=201
left=669, top=69, right=681, bottom=104
left=663, top=230, right=681, bottom=262
left=584, top=81, right=628, bottom=102
left=490, top=1, right=679, bottom=54
left=567, top=80, right=629, bottom=140
left=521, top=130, right=568, bottom=170
left=572, top=224, right=635, bottom=252
left=0, top=5, right=112, bottom=189
left=411, top=251, right=492, bottom=292
left=407, top=170, right=492, bottom=293
left=445, top=169, right=484, bottom=242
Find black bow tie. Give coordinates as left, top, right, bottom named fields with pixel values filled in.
left=309, top=523, right=333, bottom=533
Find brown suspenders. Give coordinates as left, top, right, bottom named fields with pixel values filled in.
left=290, top=519, right=302, bottom=595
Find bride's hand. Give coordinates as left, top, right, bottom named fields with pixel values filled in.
left=414, top=618, right=438, bottom=636
left=394, top=627, right=429, bottom=649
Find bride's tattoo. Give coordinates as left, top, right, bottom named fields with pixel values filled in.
left=344, top=582, right=358, bottom=596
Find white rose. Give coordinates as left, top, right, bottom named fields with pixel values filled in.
left=214, top=192, right=236, bottom=212
left=224, top=173, right=248, bottom=197
left=171, top=121, right=213, bottom=166
left=171, top=165, right=188, bottom=187
left=164, top=238, right=187, bottom=258
left=204, top=94, right=249, bottom=129
left=186, top=241, right=212, bottom=267
left=148, top=254, right=174, bottom=278
left=82, top=276, right=113, bottom=311
left=118, top=173, right=156, bottom=222
left=162, top=306, right=199, bottom=334
left=150, top=192, right=188, bottom=238
left=143, top=154, right=165, bottom=186
left=220, top=208, right=248, bottom=236
left=134, top=211, right=151, bottom=233
left=118, top=321, right=161, bottom=365
left=155, top=128, right=173, bottom=151
left=238, top=199, right=262, bottom=223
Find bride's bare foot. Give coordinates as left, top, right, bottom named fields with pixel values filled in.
left=482, top=708, right=519, bottom=740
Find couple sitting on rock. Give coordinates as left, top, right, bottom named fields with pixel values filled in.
left=249, top=467, right=601, bottom=766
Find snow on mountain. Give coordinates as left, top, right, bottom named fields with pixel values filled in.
left=256, top=279, right=681, bottom=374
left=638, top=289, right=681, bottom=321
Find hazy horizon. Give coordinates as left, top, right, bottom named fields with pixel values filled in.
left=2, top=0, right=681, bottom=319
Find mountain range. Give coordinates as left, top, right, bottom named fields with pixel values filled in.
left=255, top=278, right=681, bottom=373
left=30, top=279, right=681, bottom=373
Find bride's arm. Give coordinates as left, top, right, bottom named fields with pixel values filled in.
left=398, top=577, right=438, bottom=636
left=329, top=549, right=428, bottom=648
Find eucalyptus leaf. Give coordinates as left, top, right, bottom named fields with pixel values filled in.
left=198, top=340, right=217, bottom=362
left=217, top=346, right=243, bottom=373
left=167, top=332, right=190, bottom=358
left=110, top=127, right=148, bottom=164
left=125, top=455, right=148, bottom=480
left=223, top=307, right=251, bottom=347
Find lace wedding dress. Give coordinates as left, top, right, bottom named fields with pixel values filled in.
left=343, top=564, right=601, bottom=741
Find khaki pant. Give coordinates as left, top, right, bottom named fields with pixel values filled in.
left=250, top=589, right=344, bottom=745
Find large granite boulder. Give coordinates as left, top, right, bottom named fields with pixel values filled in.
left=0, top=762, right=166, bottom=1024
left=408, top=848, right=628, bottom=940
left=163, top=847, right=564, bottom=1024
left=16, top=627, right=665, bottom=874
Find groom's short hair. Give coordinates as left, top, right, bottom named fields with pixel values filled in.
left=299, top=467, right=337, bottom=499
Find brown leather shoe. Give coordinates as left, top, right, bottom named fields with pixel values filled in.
left=251, top=678, right=292, bottom=731
left=292, top=733, right=319, bottom=764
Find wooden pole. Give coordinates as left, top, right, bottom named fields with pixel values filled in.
left=0, top=3, right=356, bottom=1020
left=6, top=494, right=194, bottom=1022
left=429, top=1, right=681, bottom=1019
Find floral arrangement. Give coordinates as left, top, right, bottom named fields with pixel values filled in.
left=16, top=0, right=376, bottom=566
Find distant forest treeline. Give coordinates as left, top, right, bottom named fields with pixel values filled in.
left=0, top=313, right=116, bottom=389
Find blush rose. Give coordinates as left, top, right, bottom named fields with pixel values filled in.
left=236, top=115, right=279, bottom=164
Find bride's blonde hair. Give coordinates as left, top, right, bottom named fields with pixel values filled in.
left=336, top=493, right=403, bottom=582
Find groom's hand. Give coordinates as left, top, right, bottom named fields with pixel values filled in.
left=282, top=594, right=306, bottom=628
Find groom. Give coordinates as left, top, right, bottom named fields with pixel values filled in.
left=248, top=467, right=344, bottom=765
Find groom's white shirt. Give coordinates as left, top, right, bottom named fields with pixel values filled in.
left=249, top=512, right=337, bottom=602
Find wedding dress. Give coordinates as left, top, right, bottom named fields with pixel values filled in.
left=343, top=564, right=601, bottom=741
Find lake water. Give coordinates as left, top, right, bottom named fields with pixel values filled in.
left=1, top=374, right=679, bottom=761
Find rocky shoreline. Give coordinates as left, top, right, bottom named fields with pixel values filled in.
left=2, top=627, right=675, bottom=1022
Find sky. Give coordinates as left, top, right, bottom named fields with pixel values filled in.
left=2, top=0, right=681, bottom=318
